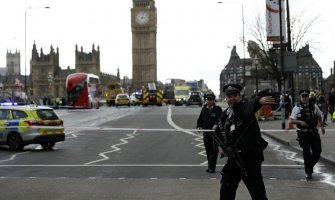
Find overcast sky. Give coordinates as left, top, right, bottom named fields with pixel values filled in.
left=0, top=0, right=334, bottom=95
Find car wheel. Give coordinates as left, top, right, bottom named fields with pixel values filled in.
left=7, top=133, right=24, bottom=151
left=41, top=142, right=56, bottom=150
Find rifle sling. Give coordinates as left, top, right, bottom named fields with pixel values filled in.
left=233, top=118, right=255, bottom=148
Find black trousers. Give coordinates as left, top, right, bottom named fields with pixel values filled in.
left=299, top=131, right=322, bottom=174
left=203, top=133, right=218, bottom=170
left=220, top=153, right=268, bottom=200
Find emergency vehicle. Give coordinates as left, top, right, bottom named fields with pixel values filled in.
left=163, top=83, right=175, bottom=104
left=0, top=105, right=65, bottom=151
left=105, top=80, right=123, bottom=106
left=142, top=82, right=163, bottom=107
left=174, top=84, right=191, bottom=106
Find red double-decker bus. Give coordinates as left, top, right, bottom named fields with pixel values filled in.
left=66, top=73, right=100, bottom=109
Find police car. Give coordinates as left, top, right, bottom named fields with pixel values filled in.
left=115, top=93, right=131, bottom=107
left=0, top=103, right=65, bottom=151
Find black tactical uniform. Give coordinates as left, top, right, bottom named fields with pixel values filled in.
left=290, top=90, right=324, bottom=179
left=217, top=84, right=268, bottom=200
left=197, top=93, right=222, bottom=173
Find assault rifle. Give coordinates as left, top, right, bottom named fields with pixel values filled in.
left=211, top=132, right=248, bottom=179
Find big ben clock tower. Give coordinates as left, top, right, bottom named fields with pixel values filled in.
left=131, top=0, right=157, bottom=90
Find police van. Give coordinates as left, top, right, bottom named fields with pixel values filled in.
left=0, top=104, right=65, bottom=151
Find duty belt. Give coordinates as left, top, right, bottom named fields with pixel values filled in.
left=298, top=128, right=318, bottom=133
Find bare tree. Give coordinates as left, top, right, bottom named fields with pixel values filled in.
left=245, top=9, right=319, bottom=92
left=290, top=12, right=320, bottom=51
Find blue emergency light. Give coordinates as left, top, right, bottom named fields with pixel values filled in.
left=0, top=102, right=18, bottom=106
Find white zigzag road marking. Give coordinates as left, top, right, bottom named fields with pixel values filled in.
left=166, top=106, right=207, bottom=165
left=0, top=152, right=29, bottom=163
left=194, top=136, right=207, bottom=162
left=64, top=129, right=79, bottom=139
left=270, top=143, right=335, bottom=186
left=84, top=130, right=138, bottom=165
left=271, top=144, right=303, bottom=163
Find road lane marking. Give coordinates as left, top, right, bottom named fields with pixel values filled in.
left=84, top=130, right=139, bottom=165
left=0, top=164, right=308, bottom=167
left=0, top=152, right=29, bottom=163
left=166, top=105, right=207, bottom=164
left=166, top=105, right=197, bottom=136
left=271, top=144, right=303, bottom=163
left=3, top=124, right=332, bottom=133
left=270, top=143, right=334, bottom=186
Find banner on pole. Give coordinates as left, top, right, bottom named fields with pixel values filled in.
left=266, top=0, right=287, bottom=42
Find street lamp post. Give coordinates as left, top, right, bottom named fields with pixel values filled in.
left=24, top=6, right=50, bottom=97
left=254, top=56, right=259, bottom=96
left=278, top=0, right=286, bottom=129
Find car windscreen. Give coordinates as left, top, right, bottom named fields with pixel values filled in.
left=36, top=109, right=59, bottom=120
left=118, top=95, right=128, bottom=99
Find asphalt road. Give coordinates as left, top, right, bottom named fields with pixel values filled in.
left=0, top=105, right=335, bottom=199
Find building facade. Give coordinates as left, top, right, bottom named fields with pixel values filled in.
left=131, top=0, right=157, bottom=90
left=294, top=45, right=323, bottom=92
left=28, top=42, right=117, bottom=102
left=75, top=44, right=100, bottom=76
left=219, top=46, right=254, bottom=99
left=30, top=42, right=70, bottom=99
left=0, top=50, right=25, bottom=102
left=6, top=50, right=20, bottom=76
left=324, top=61, right=335, bottom=91
left=220, top=45, right=323, bottom=101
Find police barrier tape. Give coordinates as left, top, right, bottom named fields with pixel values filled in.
left=0, top=126, right=305, bottom=132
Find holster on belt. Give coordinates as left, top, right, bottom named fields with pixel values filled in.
left=296, top=128, right=317, bottom=147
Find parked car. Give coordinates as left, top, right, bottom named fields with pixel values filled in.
left=0, top=105, right=65, bottom=151
left=130, top=93, right=142, bottom=106
left=186, top=92, right=203, bottom=106
left=115, top=93, right=130, bottom=107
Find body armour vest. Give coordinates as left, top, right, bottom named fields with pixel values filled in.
left=296, top=103, right=317, bottom=130
left=222, top=108, right=245, bottom=147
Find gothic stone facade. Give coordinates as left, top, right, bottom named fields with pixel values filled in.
left=30, top=43, right=117, bottom=100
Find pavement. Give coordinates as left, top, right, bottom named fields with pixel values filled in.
left=259, top=116, right=335, bottom=165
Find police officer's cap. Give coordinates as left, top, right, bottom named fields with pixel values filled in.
left=299, top=90, right=310, bottom=96
left=223, top=84, right=242, bottom=95
left=205, top=93, right=215, bottom=100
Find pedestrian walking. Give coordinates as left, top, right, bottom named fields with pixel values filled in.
left=289, top=90, right=325, bottom=179
left=216, top=83, right=275, bottom=200
left=284, top=92, right=292, bottom=119
left=328, top=87, right=335, bottom=121
left=316, top=89, right=328, bottom=126
left=197, top=92, right=222, bottom=173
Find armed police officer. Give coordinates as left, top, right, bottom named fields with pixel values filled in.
left=216, top=83, right=275, bottom=200
left=197, top=92, right=222, bottom=173
left=289, top=90, right=325, bottom=179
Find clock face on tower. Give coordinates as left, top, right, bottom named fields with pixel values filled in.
left=135, top=11, right=149, bottom=25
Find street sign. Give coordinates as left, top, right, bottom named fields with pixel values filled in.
left=278, top=52, right=297, bottom=72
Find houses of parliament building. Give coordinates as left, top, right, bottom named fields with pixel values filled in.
left=2, top=43, right=120, bottom=102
